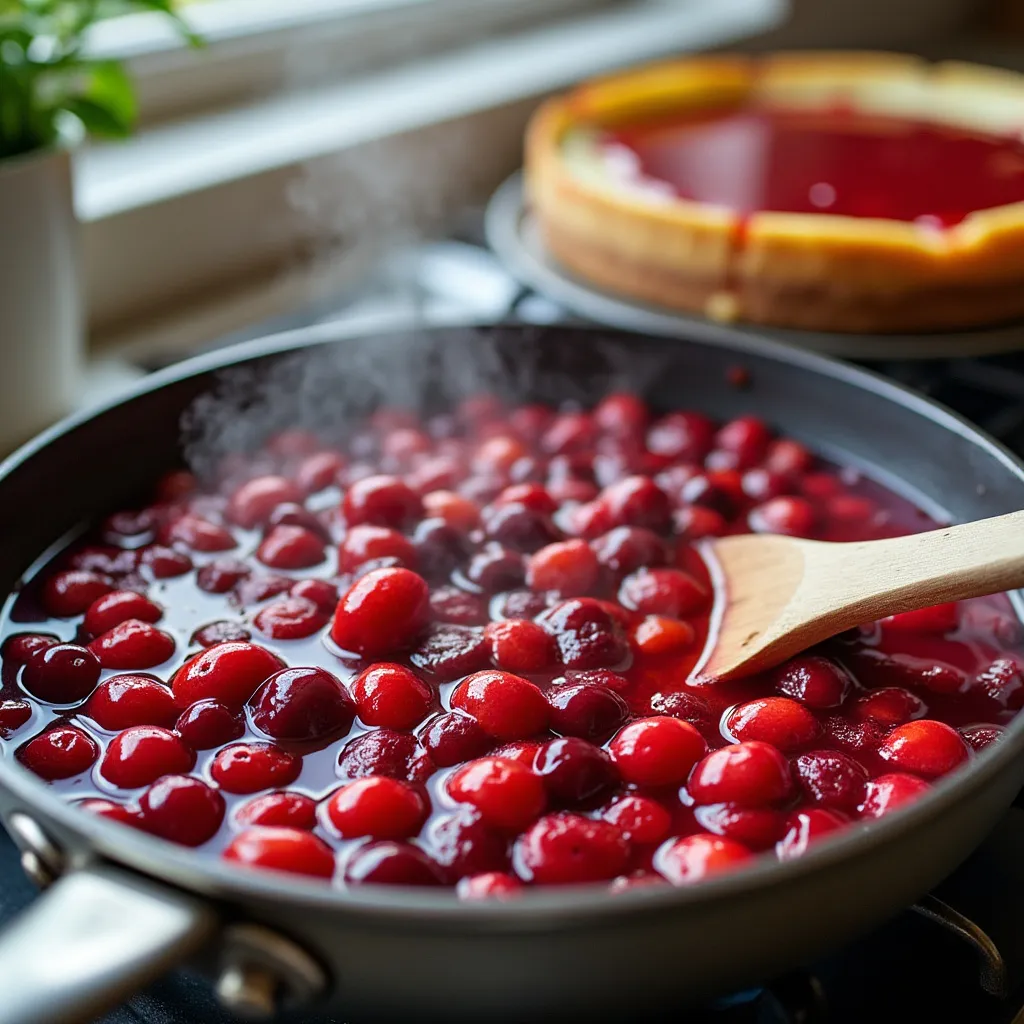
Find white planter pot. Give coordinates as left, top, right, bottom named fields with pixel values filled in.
left=0, top=147, right=82, bottom=454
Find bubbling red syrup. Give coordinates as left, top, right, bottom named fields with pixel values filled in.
left=601, top=108, right=1024, bottom=227
left=1, top=395, right=1021, bottom=894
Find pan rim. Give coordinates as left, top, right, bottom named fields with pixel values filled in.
left=2, top=315, right=1023, bottom=925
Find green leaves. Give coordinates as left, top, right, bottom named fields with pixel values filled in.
left=0, top=0, right=200, bottom=159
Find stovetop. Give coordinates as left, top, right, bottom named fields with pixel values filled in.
left=16, top=236, right=1024, bottom=1023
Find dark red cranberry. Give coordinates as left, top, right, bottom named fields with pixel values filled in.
left=140, top=775, right=225, bottom=847
left=715, top=416, right=770, bottom=464
left=774, top=656, right=852, bottom=709
left=534, top=737, right=617, bottom=805
left=618, top=568, right=708, bottom=618
left=541, top=412, right=596, bottom=456
left=296, top=451, right=345, bottom=493
left=448, top=757, right=546, bottom=830
left=89, top=620, right=175, bottom=670
left=425, top=806, right=510, bottom=879
left=42, top=570, right=114, bottom=617
left=330, top=567, right=430, bottom=658
left=960, top=723, right=1004, bottom=751
left=196, top=559, right=250, bottom=594
left=83, top=591, right=162, bottom=636
left=513, top=812, right=628, bottom=885
left=647, top=690, right=713, bottom=729
left=0, top=700, right=31, bottom=738
left=190, top=621, right=252, bottom=647
left=102, top=508, right=157, bottom=545
left=325, top=777, right=427, bottom=839
left=593, top=392, right=648, bottom=437
left=489, top=588, right=552, bottom=621
left=451, top=671, right=549, bottom=740
left=424, top=585, right=484, bottom=626
left=646, top=412, right=715, bottom=462
left=793, top=750, right=869, bottom=813
left=19, top=726, right=98, bottom=780
left=161, top=514, right=236, bottom=552
left=253, top=597, right=328, bottom=640
left=972, top=658, right=1024, bottom=709
left=598, top=476, right=671, bottom=532
left=412, top=518, right=470, bottom=580
left=546, top=683, right=629, bottom=743
left=257, top=525, right=325, bottom=570
left=343, top=475, right=423, bottom=530
left=590, top=527, right=666, bottom=575
left=822, top=714, right=889, bottom=754
left=2, top=633, right=58, bottom=667
left=418, top=712, right=492, bottom=767
left=139, top=546, right=193, bottom=578
left=494, top=483, right=558, bottom=515
left=238, top=791, right=318, bottom=830
left=674, top=505, right=728, bottom=540
left=154, top=469, right=197, bottom=502
left=483, top=502, right=561, bottom=553
left=344, top=840, right=445, bottom=887
left=86, top=675, right=177, bottom=730
left=212, top=742, right=301, bottom=793
left=852, top=687, right=927, bottom=726
left=233, top=574, right=292, bottom=606
left=290, top=579, right=338, bottom=612
left=692, top=804, right=786, bottom=852
left=336, top=728, right=432, bottom=783
left=609, top=716, right=707, bottom=786
left=175, top=699, right=244, bottom=749
left=680, top=474, right=741, bottom=519
left=465, top=546, right=525, bottom=592
left=409, top=624, right=490, bottom=681
left=100, top=726, right=196, bottom=788
left=249, top=666, right=355, bottom=741
left=538, top=598, right=631, bottom=671
left=225, top=827, right=335, bottom=879
left=266, top=502, right=331, bottom=541
left=172, top=642, right=286, bottom=708
left=22, top=643, right=101, bottom=703
left=66, top=545, right=138, bottom=577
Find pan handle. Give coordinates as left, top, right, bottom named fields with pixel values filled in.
left=0, top=864, right=217, bottom=1024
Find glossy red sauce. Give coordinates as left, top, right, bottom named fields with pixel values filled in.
left=601, top=108, right=1024, bottom=226
left=0, top=395, right=1020, bottom=894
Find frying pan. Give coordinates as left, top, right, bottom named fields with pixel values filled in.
left=0, top=321, right=1022, bottom=1024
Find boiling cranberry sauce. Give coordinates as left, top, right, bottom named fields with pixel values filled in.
left=600, top=107, right=1024, bottom=227
left=1, top=395, right=1021, bottom=896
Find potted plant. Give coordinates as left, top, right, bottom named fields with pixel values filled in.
left=0, top=1, right=197, bottom=452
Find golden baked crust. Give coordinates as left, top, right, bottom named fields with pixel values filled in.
left=525, top=52, right=1024, bottom=333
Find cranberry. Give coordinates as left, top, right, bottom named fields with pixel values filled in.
left=89, top=620, right=175, bottom=670
left=594, top=392, right=649, bottom=436
left=483, top=502, right=561, bottom=554
left=541, top=412, right=595, bottom=456
left=409, top=624, right=490, bottom=681
left=971, top=657, right=1024, bottom=708
left=266, top=503, right=331, bottom=541
left=162, top=514, right=236, bottom=552
left=457, top=872, right=523, bottom=900
left=473, top=435, right=527, bottom=477
left=765, top=438, right=814, bottom=475
left=822, top=714, right=889, bottom=754
left=2, top=633, right=57, bottom=667
left=646, top=412, right=715, bottom=462
left=426, top=805, right=509, bottom=879
left=255, top=525, right=325, bottom=570
left=296, top=451, right=345, bottom=493
left=336, top=728, right=432, bottom=783
left=253, top=597, right=328, bottom=641
left=749, top=497, right=818, bottom=537
left=774, top=656, right=852, bottom=709
left=330, top=567, right=430, bottom=658
left=546, top=682, right=628, bottom=743
left=451, top=670, right=548, bottom=740
left=715, top=416, right=770, bottom=464
left=290, top=579, right=338, bottom=612
left=567, top=501, right=613, bottom=540
left=961, top=723, right=1004, bottom=751
left=103, top=508, right=157, bottom=545
left=83, top=591, right=162, bottom=637
left=196, top=559, right=250, bottom=594
left=234, top=574, right=292, bottom=606
left=647, top=690, right=713, bottom=729
left=237, top=791, right=317, bottom=830
left=725, top=697, right=820, bottom=752
left=0, top=700, right=31, bottom=737
left=422, top=491, right=480, bottom=532
left=494, top=483, right=558, bottom=515
left=249, top=666, right=355, bottom=741
left=881, top=603, right=958, bottom=634
left=776, top=809, right=847, bottom=860
left=42, top=570, right=114, bottom=617
left=338, top=525, right=416, bottom=574
left=689, top=741, right=793, bottom=807
left=598, top=476, right=671, bottom=532
left=139, top=546, right=193, bottom=578
left=534, top=737, right=617, bottom=805
left=175, top=699, right=244, bottom=749
left=617, top=568, right=707, bottom=618
left=852, top=687, right=927, bottom=726
left=793, top=750, right=869, bottom=813
left=526, top=540, right=599, bottom=596
left=465, top=546, right=525, bottom=592
left=101, top=726, right=195, bottom=788
left=325, top=777, right=427, bottom=839
left=140, top=775, right=225, bottom=846
left=538, top=598, right=631, bottom=670
left=490, top=588, right=552, bottom=621
left=212, top=742, right=301, bottom=793
left=513, top=813, right=628, bottom=885
left=657, top=834, right=754, bottom=884
left=86, top=675, right=177, bottom=730
left=590, top=527, right=666, bottom=576
left=350, top=663, right=433, bottom=729
left=609, top=717, right=706, bottom=786
left=692, top=804, right=787, bottom=851
left=19, top=726, right=98, bottom=780
left=602, top=795, right=671, bottom=845
left=175, top=642, right=285, bottom=710
left=344, top=840, right=444, bottom=886
left=227, top=475, right=304, bottom=528
left=225, top=827, right=335, bottom=879
left=22, top=643, right=101, bottom=703
left=877, top=719, right=969, bottom=778
left=78, top=798, right=142, bottom=827
left=491, top=740, right=544, bottom=767
left=448, top=757, right=546, bottom=830
left=741, top=468, right=792, bottom=503
left=418, top=712, right=492, bottom=766
left=485, top=620, right=555, bottom=674
left=155, top=470, right=197, bottom=502
left=860, top=773, right=931, bottom=818
left=673, top=505, right=728, bottom=540
left=343, top=475, right=423, bottom=529
left=631, top=616, right=695, bottom=657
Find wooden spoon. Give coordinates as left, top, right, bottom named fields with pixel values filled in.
left=695, top=510, right=1024, bottom=682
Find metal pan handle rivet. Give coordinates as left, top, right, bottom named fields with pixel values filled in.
left=6, top=812, right=64, bottom=888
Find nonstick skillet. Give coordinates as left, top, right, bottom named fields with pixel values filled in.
left=0, top=321, right=1022, bottom=1024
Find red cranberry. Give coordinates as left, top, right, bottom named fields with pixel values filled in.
left=860, top=773, right=931, bottom=818
left=195, top=558, right=250, bottom=594
left=265, top=503, right=331, bottom=541
left=418, top=712, right=492, bottom=767
left=851, top=687, right=927, bottom=726
left=776, top=809, right=847, bottom=860
left=78, top=798, right=142, bottom=827
left=725, top=697, right=820, bottom=752
left=338, top=525, right=416, bottom=574
left=485, top=619, right=556, bottom=674
left=473, top=435, right=527, bottom=477
left=343, top=475, right=423, bottom=530
left=100, top=726, right=195, bottom=788
left=234, top=573, right=292, bottom=606
left=457, top=872, right=523, bottom=900
left=257, top=525, right=325, bottom=570
left=102, top=508, right=157, bottom=545
left=541, top=412, right=596, bottom=456
left=344, top=840, right=444, bottom=887
left=409, top=624, right=490, bottom=682
left=881, top=603, right=958, bottom=634
left=617, top=568, right=708, bottom=618
left=212, top=742, right=301, bottom=793
left=227, top=475, right=305, bottom=529
left=513, top=812, right=628, bottom=885
left=631, top=615, right=695, bottom=657
left=0, top=700, right=31, bottom=738
left=689, top=741, right=793, bottom=807
left=253, top=597, right=328, bottom=640
left=765, top=439, right=814, bottom=475
left=89, top=620, right=175, bottom=670
left=590, top=527, right=666, bottom=576
left=657, top=833, right=753, bottom=884
left=451, top=670, right=548, bottom=741
left=609, top=717, right=706, bottom=786
left=823, top=714, right=889, bottom=754
left=422, top=491, right=480, bottom=532
left=336, top=729, right=432, bottom=783
left=774, top=656, right=852, bottom=709
left=22, top=643, right=101, bottom=703
left=175, top=699, right=244, bottom=749
left=692, top=803, right=787, bottom=851
left=877, top=720, right=969, bottom=778
left=741, top=468, right=792, bottom=503
left=648, top=690, right=713, bottom=729
left=330, top=567, right=430, bottom=658
left=567, top=500, right=614, bottom=540
left=225, top=827, right=335, bottom=879
left=646, top=412, right=715, bottom=462
left=161, top=514, right=236, bottom=552
left=546, top=682, right=628, bottom=743
left=190, top=621, right=252, bottom=647
left=793, top=750, right=869, bottom=813
left=465, top=546, right=525, bottom=592
left=86, top=675, right=177, bottom=730
left=237, top=791, right=317, bottom=830
left=601, top=795, right=671, bottom=845
left=594, top=392, right=649, bottom=436
left=19, top=726, right=98, bottom=780
left=351, top=663, right=433, bottom=730
left=448, top=757, right=546, bottom=830
left=425, top=805, right=510, bottom=878
left=715, top=415, right=770, bottom=464
left=140, top=775, right=225, bottom=846
left=139, top=546, right=193, bottom=578
left=42, top=570, right=114, bottom=617
left=971, top=657, right=1024, bottom=709
left=674, top=505, right=728, bottom=540
left=155, top=469, right=197, bottom=502
left=538, top=598, right=631, bottom=670
left=2, top=633, right=57, bottom=667
left=296, top=451, right=346, bottom=493
left=749, top=497, right=818, bottom=537
left=534, top=737, right=617, bottom=805
left=83, top=591, right=162, bottom=636
left=526, top=540, right=599, bottom=596
left=494, top=483, right=558, bottom=515
left=598, top=476, right=671, bottom=532
left=961, top=723, right=1004, bottom=751
left=249, top=666, right=355, bottom=741
left=290, top=579, right=338, bottom=612
left=490, top=588, right=552, bottom=621
left=325, top=777, right=427, bottom=839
